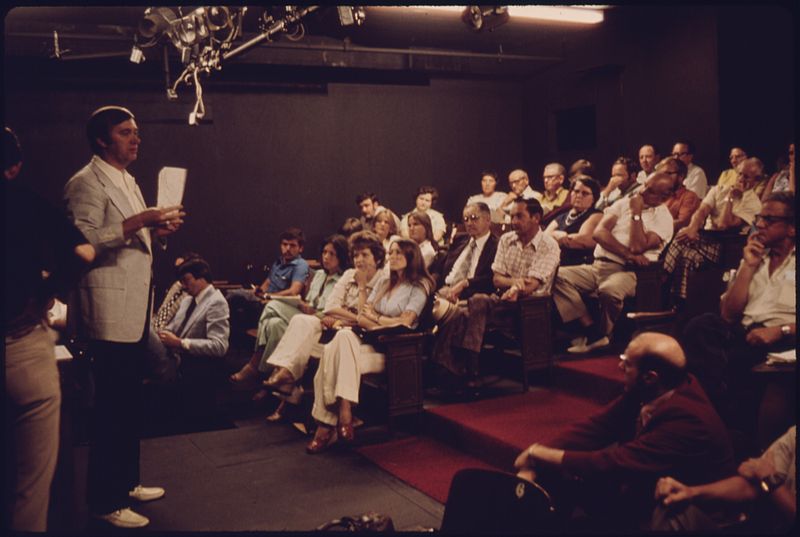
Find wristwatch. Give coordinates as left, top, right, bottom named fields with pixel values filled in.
left=631, top=214, right=642, bottom=222
left=758, top=474, right=783, bottom=495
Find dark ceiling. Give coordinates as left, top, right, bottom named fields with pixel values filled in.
left=3, top=6, right=614, bottom=79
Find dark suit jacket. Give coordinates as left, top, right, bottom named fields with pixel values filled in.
left=434, top=232, right=499, bottom=298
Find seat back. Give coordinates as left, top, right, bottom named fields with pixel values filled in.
left=440, top=468, right=556, bottom=534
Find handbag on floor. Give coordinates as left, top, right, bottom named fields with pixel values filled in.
left=316, top=511, right=395, bottom=532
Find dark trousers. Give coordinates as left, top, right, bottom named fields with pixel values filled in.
left=681, top=313, right=794, bottom=448
left=86, top=339, right=144, bottom=513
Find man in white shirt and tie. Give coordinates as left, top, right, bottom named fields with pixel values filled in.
left=64, top=106, right=184, bottom=528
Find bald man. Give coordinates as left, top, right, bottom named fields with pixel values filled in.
left=513, top=332, right=734, bottom=531
left=498, top=168, right=543, bottom=221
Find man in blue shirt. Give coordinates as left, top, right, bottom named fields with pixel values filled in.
left=227, top=227, right=310, bottom=344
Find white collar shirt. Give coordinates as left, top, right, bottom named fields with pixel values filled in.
left=445, top=232, right=490, bottom=285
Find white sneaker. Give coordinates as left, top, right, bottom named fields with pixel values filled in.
left=567, top=336, right=610, bottom=354
left=94, top=507, right=150, bottom=528
left=129, top=484, right=166, bottom=502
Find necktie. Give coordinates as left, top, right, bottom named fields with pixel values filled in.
left=175, top=299, right=196, bottom=337
left=452, top=240, right=478, bottom=283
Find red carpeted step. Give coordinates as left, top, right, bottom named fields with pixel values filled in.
left=357, top=436, right=500, bottom=504
left=423, top=389, right=604, bottom=471
left=552, top=354, right=623, bottom=404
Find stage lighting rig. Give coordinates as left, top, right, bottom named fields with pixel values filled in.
left=131, top=5, right=362, bottom=125
left=461, top=6, right=509, bottom=32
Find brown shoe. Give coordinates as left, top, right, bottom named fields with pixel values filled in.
left=306, top=426, right=337, bottom=454
left=264, top=367, right=295, bottom=389
left=337, top=422, right=355, bottom=443
left=229, top=363, right=259, bottom=386
left=266, top=401, right=287, bottom=422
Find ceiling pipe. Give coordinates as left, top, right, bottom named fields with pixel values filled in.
left=242, top=40, right=561, bottom=63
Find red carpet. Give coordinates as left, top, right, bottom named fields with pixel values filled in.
left=357, top=436, right=499, bottom=504
left=358, top=356, right=624, bottom=504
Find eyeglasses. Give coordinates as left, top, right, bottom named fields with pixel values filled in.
left=463, top=214, right=482, bottom=222
left=543, top=174, right=560, bottom=180
left=672, top=151, right=689, bottom=158
left=571, top=189, right=593, bottom=196
left=754, top=214, right=791, bottom=225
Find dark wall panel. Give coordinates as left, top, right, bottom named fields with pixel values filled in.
left=4, top=77, right=523, bottom=291
left=521, top=7, right=723, bottom=186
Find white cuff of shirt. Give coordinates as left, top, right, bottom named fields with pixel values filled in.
left=180, top=338, right=191, bottom=351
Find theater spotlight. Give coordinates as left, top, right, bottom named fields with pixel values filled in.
left=461, top=5, right=509, bottom=32
left=337, top=6, right=366, bottom=26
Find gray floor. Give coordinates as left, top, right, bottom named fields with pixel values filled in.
left=74, top=419, right=443, bottom=533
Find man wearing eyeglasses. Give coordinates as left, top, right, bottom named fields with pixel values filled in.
left=430, top=202, right=499, bottom=381
left=663, top=157, right=763, bottom=303
left=717, top=147, right=748, bottom=189
left=513, top=332, right=734, bottom=532
left=682, top=191, right=795, bottom=449
left=656, top=157, right=700, bottom=233
left=498, top=169, right=543, bottom=222
left=671, top=141, right=708, bottom=198
left=540, top=163, right=569, bottom=216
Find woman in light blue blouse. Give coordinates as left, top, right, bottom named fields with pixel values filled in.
left=307, top=239, right=433, bottom=453
left=229, top=235, right=350, bottom=389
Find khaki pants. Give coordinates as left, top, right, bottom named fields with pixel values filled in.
left=552, top=260, right=637, bottom=335
left=5, top=324, right=61, bottom=532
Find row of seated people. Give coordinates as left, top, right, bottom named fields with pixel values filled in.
left=147, top=196, right=794, bottom=534
left=350, top=140, right=795, bottom=244
left=209, top=177, right=791, bottom=450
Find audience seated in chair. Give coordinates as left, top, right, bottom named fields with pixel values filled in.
left=717, top=146, right=748, bottom=189
left=372, top=209, right=402, bottom=252
left=259, top=232, right=386, bottom=422
left=544, top=176, right=603, bottom=267
left=225, top=227, right=310, bottom=341
left=681, top=192, right=795, bottom=442
left=150, top=257, right=230, bottom=422
left=405, top=210, right=438, bottom=268
left=497, top=169, right=542, bottom=224
left=355, top=191, right=400, bottom=233
left=656, top=157, right=701, bottom=234
left=228, top=235, right=349, bottom=400
left=595, top=156, right=641, bottom=211
left=399, top=185, right=446, bottom=245
left=466, top=170, right=508, bottom=224
left=761, top=142, right=795, bottom=199
left=662, top=157, right=763, bottom=303
left=568, top=158, right=594, bottom=183
left=672, top=140, right=708, bottom=198
left=553, top=173, right=676, bottom=354
left=514, top=332, right=735, bottom=533
left=152, top=252, right=201, bottom=334
left=636, top=144, right=661, bottom=186
left=430, top=198, right=559, bottom=388
left=653, top=424, right=795, bottom=533
left=306, top=239, right=433, bottom=454
left=539, top=162, right=570, bottom=217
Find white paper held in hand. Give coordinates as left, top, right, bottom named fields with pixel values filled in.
left=157, top=167, right=187, bottom=208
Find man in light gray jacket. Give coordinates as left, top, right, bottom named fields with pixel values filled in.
left=64, top=106, right=184, bottom=529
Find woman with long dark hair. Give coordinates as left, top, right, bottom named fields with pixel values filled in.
left=406, top=210, right=438, bottom=268
left=306, top=239, right=433, bottom=453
